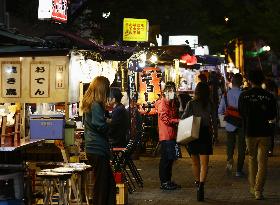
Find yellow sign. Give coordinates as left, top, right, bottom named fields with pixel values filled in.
left=123, top=18, right=149, bottom=42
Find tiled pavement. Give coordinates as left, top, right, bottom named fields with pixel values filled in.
left=128, top=129, right=280, bottom=205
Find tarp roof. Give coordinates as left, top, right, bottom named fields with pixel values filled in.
left=0, top=28, right=44, bottom=46
left=0, top=45, right=69, bottom=57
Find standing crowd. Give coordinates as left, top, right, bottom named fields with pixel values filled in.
left=81, top=68, right=278, bottom=204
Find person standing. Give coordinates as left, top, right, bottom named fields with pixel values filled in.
left=218, top=73, right=245, bottom=177
left=238, top=70, right=277, bottom=200
left=81, top=76, right=116, bottom=205
left=181, top=82, right=218, bottom=201
left=108, top=87, right=129, bottom=148
left=155, top=82, right=180, bottom=190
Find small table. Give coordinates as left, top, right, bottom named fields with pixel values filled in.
left=37, top=169, right=73, bottom=205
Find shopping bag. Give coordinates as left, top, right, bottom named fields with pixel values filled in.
left=176, top=115, right=201, bottom=145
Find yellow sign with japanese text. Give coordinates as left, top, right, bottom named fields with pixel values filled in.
left=123, top=18, right=149, bottom=42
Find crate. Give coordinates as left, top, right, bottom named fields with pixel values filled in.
left=116, top=183, right=128, bottom=205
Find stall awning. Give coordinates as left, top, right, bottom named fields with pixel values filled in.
left=0, top=45, right=69, bottom=57
left=0, top=28, right=44, bottom=46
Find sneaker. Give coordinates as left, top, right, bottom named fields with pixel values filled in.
left=255, top=191, right=264, bottom=200
left=160, top=182, right=177, bottom=190
left=235, top=171, right=245, bottom=177
left=249, top=187, right=255, bottom=196
left=226, top=161, right=233, bottom=174
left=169, top=181, right=181, bottom=189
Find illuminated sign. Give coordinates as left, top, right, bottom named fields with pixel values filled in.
left=138, top=67, right=162, bottom=115
left=38, top=0, right=52, bottom=20
left=38, top=0, right=68, bottom=23
left=123, top=18, right=149, bottom=42
left=168, top=35, right=198, bottom=49
left=52, top=0, right=68, bottom=23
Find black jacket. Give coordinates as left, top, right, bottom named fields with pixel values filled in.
left=238, top=87, right=277, bottom=137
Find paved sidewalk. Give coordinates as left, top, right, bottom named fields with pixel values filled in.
left=128, top=129, right=280, bottom=205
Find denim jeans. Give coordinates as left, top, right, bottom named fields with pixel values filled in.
left=226, top=128, right=246, bottom=172
left=159, top=140, right=177, bottom=184
left=246, top=137, right=270, bottom=193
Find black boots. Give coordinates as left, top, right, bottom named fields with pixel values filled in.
left=197, top=182, right=204, bottom=201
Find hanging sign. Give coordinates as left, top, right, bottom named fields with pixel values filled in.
left=138, top=67, right=162, bottom=115
left=55, top=65, right=65, bottom=89
left=38, top=0, right=53, bottom=20
left=51, top=0, right=68, bottom=23
left=123, top=18, right=149, bottom=42
left=1, top=62, right=21, bottom=98
left=30, top=62, right=50, bottom=98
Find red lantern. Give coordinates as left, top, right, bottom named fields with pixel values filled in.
left=138, top=67, right=162, bottom=115
left=180, top=54, right=197, bottom=65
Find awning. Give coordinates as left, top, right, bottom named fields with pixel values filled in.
left=0, top=45, right=69, bottom=57
left=0, top=28, right=44, bottom=46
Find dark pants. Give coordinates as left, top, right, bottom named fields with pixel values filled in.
left=87, top=153, right=116, bottom=205
left=269, top=123, right=276, bottom=152
left=159, top=140, right=177, bottom=184
left=227, top=128, right=246, bottom=172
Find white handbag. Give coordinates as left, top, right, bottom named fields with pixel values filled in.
left=176, top=115, right=201, bottom=144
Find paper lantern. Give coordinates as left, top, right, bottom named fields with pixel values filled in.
left=138, top=67, right=162, bottom=115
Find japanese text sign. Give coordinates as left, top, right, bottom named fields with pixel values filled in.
left=52, top=0, right=68, bottom=23
left=138, top=67, right=162, bottom=115
left=30, top=62, right=50, bottom=98
left=55, top=65, right=65, bottom=89
left=1, top=62, right=21, bottom=98
left=123, top=18, right=149, bottom=42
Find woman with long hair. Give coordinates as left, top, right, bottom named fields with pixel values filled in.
left=81, top=76, right=116, bottom=205
left=181, top=82, right=217, bottom=201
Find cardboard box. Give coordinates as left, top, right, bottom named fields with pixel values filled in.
left=116, top=183, right=128, bottom=205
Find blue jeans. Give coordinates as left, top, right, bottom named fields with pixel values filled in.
left=159, top=140, right=177, bottom=183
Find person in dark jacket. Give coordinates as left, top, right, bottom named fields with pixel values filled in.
left=108, top=87, right=129, bottom=147
left=238, top=70, right=277, bottom=200
left=81, top=76, right=116, bottom=205
left=181, top=82, right=218, bottom=201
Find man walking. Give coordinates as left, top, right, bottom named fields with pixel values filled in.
left=218, top=73, right=245, bottom=177
left=238, top=70, right=277, bottom=200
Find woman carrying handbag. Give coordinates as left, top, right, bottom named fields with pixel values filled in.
left=181, top=82, right=218, bottom=201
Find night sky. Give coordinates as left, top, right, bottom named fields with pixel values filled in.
left=4, top=0, right=280, bottom=53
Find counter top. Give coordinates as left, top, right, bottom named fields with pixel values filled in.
left=0, top=139, right=45, bottom=152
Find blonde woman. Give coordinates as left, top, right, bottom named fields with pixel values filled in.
left=81, top=76, right=116, bottom=205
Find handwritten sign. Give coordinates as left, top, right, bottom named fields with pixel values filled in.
left=123, top=18, right=149, bottom=42
left=1, top=62, right=21, bottom=98
left=30, top=62, right=50, bottom=98
left=138, top=67, right=162, bottom=115
left=55, top=65, right=65, bottom=89
left=51, top=0, right=68, bottom=23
